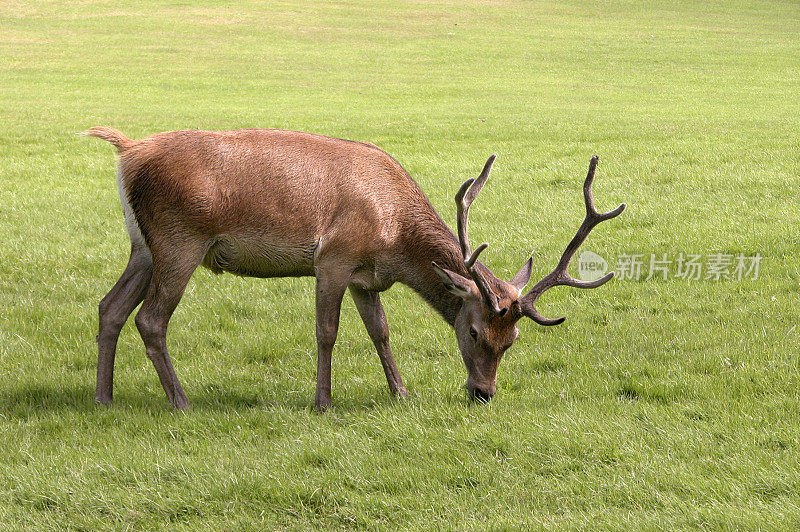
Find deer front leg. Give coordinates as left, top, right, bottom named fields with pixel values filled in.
left=350, top=287, right=408, bottom=398
left=314, top=270, right=350, bottom=412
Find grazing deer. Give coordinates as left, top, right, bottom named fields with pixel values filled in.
left=86, top=127, right=625, bottom=410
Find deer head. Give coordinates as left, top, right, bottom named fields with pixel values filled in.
left=433, top=155, right=626, bottom=402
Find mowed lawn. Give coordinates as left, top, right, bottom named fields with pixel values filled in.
left=1, top=0, right=799, bottom=528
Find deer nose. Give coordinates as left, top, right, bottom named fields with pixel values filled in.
left=469, top=386, right=495, bottom=403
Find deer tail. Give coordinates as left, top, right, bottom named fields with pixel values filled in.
left=82, top=126, right=135, bottom=151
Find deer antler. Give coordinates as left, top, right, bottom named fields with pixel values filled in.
left=520, top=156, right=626, bottom=325
left=455, top=155, right=502, bottom=314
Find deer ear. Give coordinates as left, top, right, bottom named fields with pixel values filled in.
left=510, top=255, right=533, bottom=291
left=432, top=262, right=473, bottom=299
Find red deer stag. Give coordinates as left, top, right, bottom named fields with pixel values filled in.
left=87, top=127, right=625, bottom=410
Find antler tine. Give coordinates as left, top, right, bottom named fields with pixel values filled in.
left=455, top=155, right=495, bottom=257
left=464, top=243, right=488, bottom=270
left=455, top=155, right=501, bottom=314
left=521, top=156, right=626, bottom=326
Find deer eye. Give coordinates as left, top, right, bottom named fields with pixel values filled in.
left=469, top=326, right=478, bottom=340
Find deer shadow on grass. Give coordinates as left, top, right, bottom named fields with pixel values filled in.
left=0, top=384, right=99, bottom=420
left=0, top=381, right=415, bottom=420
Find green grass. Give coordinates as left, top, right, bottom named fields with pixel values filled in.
left=2, top=0, right=799, bottom=528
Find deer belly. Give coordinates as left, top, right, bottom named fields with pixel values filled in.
left=201, top=235, right=316, bottom=278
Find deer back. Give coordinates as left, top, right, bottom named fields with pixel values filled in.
left=113, top=129, right=434, bottom=280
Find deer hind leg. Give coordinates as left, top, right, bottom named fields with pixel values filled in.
left=96, top=243, right=153, bottom=404
left=350, top=287, right=408, bottom=398
left=134, top=242, right=206, bottom=410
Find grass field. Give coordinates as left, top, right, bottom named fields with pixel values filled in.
left=2, top=0, right=800, bottom=528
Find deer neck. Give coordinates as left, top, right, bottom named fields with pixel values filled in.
left=396, top=214, right=468, bottom=327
